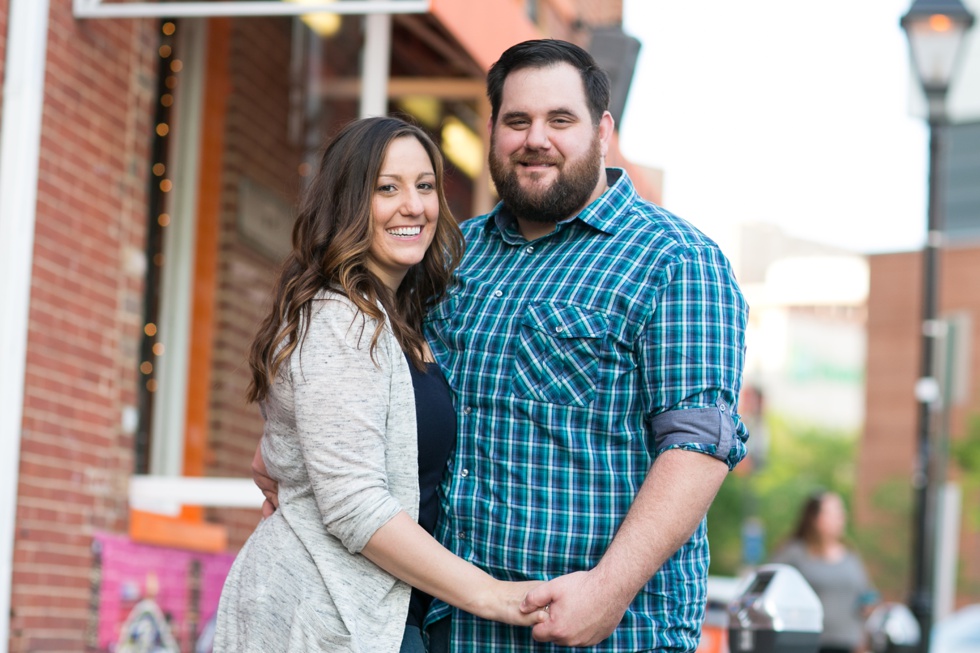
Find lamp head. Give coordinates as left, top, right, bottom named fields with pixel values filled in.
left=901, top=0, right=976, bottom=97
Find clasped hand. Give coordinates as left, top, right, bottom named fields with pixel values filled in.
left=519, top=570, right=628, bottom=647
left=253, top=446, right=622, bottom=643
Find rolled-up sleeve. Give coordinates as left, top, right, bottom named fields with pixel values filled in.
left=640, top=244, right=749, bottom=469
left=290, top=300, right=403, bottom=553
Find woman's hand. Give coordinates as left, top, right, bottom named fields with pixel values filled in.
left=251, top=443, right=279, bottom=517
left=477, top=580, right=550, bottom=627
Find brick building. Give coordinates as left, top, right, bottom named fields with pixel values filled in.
left=0, top=0, right=660, bottom=650
left=857, top=244, right=980, bottom=612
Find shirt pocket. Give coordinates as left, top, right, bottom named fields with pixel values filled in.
left=512, top=302, right=607, bottom=406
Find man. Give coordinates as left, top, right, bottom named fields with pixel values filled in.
left=256, top=38, right=749, bottom=652
left=421, top=39, right=748, bottom=651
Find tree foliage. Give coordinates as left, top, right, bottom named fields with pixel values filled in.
left=950, top=414, right=980, bottom=535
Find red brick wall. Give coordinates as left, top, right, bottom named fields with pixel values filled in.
left=856, top=252, right=921, bottom=599
left=13, top=1, right=157, bottom=650
left=858, top=246, right=980, bottom=606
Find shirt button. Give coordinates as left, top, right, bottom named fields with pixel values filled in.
left=458, top=531, right=467, bottom=540
left=460, top=469, right=469, bottom=477
left=493, top=290, right=503, bottom=298
left=463, top=406, right=472, bottom=415
left=555, top=325, right=564, bottom=333
left=525, top=245, right=534, bottom=253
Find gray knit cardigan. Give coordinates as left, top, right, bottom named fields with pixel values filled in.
left=214, top=290, right=419, bottom=652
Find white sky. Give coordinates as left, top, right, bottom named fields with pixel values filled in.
left=619, top=0, right=944, bottom=255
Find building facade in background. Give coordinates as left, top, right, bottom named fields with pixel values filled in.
left=859, top=240, right=980, bottom=615
left=0, top=1, right=659, bottom=650
left=734, top=223, right=869, bottom=435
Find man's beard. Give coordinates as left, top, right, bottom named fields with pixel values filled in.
left=489, top=134, right=603, bottom=224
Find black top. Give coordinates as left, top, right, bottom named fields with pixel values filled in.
left=405, top=359, right=457, bottom=628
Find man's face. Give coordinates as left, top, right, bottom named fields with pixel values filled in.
left=488, top=63, right=610, bottom=224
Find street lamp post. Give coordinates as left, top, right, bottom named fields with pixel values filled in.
left=900, top=2, right=975, bottom=651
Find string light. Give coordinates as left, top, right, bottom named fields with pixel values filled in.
left=135, top=18, right=179, bottom=472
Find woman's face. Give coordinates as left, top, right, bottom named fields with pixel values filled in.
left=815, top=493, right=847, bottom=540
left=366, top=136, right=440, bottom=291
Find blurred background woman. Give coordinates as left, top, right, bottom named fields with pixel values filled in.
left=771, top=491, right=879, bottom=653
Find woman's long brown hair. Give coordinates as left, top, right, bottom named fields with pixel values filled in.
left=246, top=116, right=464, bottom=403
left=792, top=490, right=849, bottom=551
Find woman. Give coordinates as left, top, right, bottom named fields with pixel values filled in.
left=214, top=117, right=546, bottom=652
left=770, top=491, right=878, bottom=653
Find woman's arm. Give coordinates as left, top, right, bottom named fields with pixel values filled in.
left=253, top=437, right=542, bottom=624
left=363, top=513, right=546, bottom=626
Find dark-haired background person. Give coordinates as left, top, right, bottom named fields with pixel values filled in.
left=214, top=116, right=546, bottom=653
left=422, top=39, right=750, bottom=652
left=770, top=492, right=879, bottom=653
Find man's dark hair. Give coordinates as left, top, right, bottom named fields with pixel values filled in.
left=487, top=39, right=611, bottom=126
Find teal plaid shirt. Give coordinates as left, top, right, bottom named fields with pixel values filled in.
left=424, top=169, right=749, bottom=652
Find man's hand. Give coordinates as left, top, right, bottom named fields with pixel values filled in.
left=519, top=450, right=729, bottom=646
left=520, top=570, right=629, bottom=647
left=251, top=443, right=279, bottom=517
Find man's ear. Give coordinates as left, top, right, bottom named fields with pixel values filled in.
left=598, top=111, right=614, bottom=158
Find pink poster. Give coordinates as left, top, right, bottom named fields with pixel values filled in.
left=90, top=532, right=235, bottom=652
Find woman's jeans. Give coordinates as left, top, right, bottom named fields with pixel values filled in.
left=400, top=625, right=426, bottom=653
left=400, top=619, right=451, bottom=653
